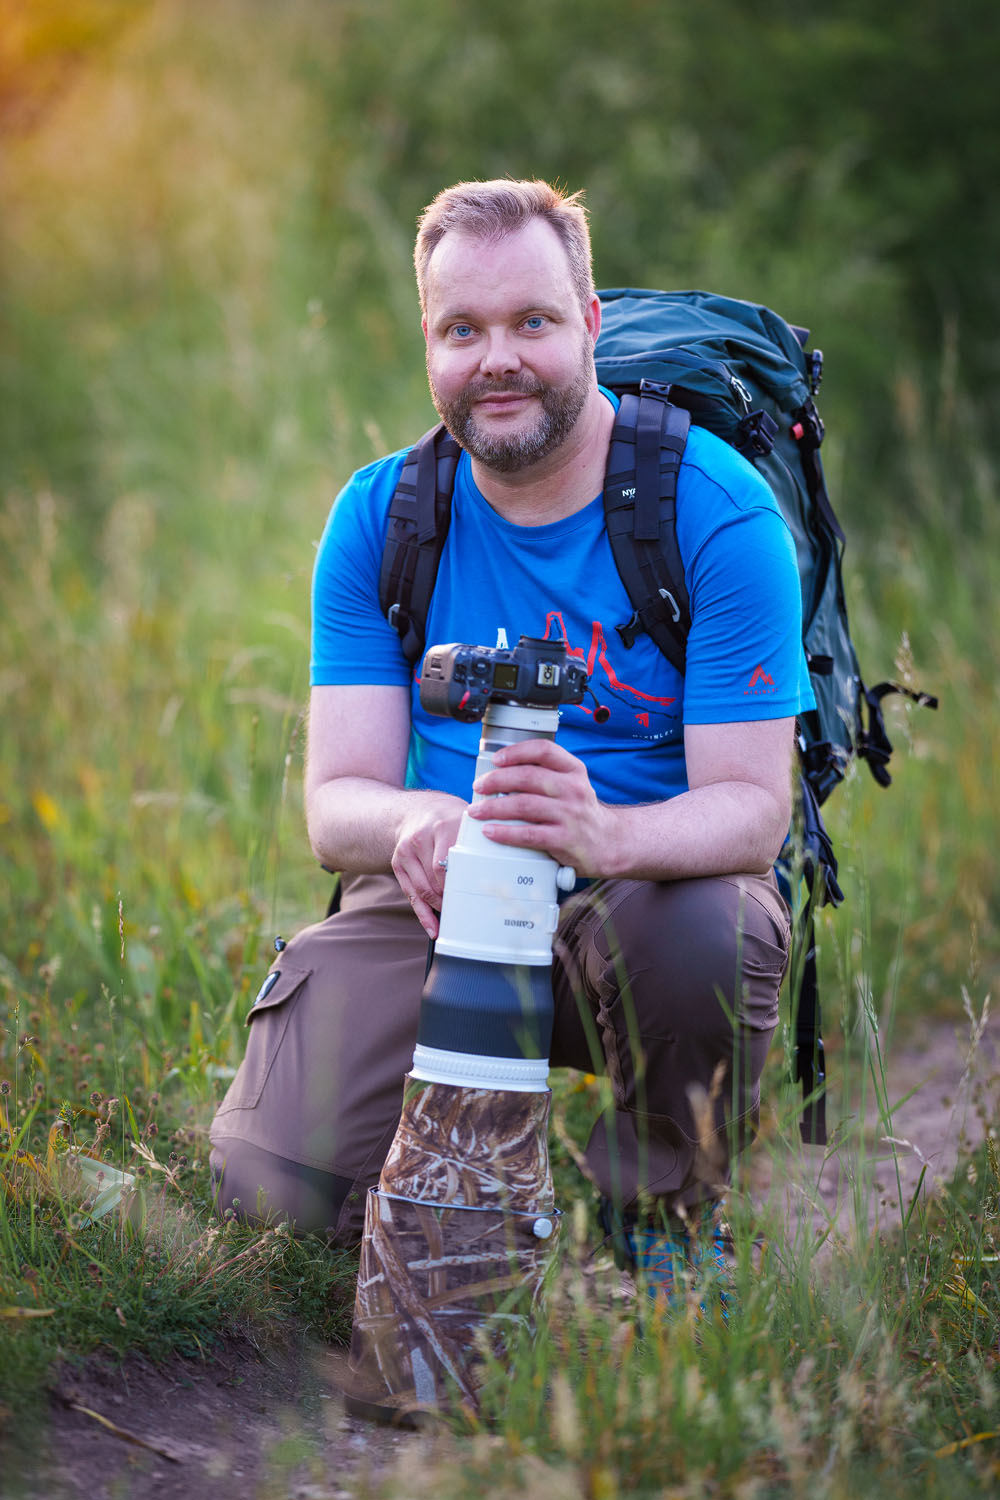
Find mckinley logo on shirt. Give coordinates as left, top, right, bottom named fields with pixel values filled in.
left=745, top=664, right=776, bottom=695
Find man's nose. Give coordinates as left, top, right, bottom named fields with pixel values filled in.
left=479, top=331, right=521, bottom=379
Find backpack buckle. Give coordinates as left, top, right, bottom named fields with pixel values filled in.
left=790, top=398, right=825, bottom=448
left=809, top=349, right=824, bottom=396
left=638, top=377, right=673, bottom=403
left=736, top=409, right=778, bottom=458
left=658, top=587, right=681, bottom=623
left=615, top=610, right=643, bottom=650
left=615, top=589, right=682, bottom=651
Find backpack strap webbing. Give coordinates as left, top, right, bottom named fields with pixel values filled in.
left=858, top=679, right=939, bottom=790
left=602, top=391, right=692, bottom=675
left=790, top=396, right=844, bottom=550
left=378, top=423, right=462, bottom=667
left=792, top=898, right=827, bottom=1146
left=785, top=772, right=841, bottom=1147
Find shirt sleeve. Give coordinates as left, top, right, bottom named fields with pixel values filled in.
left=309, top=453, right=413, bottom=687
left=682, top=496, right=808, bottom=724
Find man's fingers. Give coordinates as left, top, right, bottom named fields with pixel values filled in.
left=477, top=819, right=552, bottom=850
left=394, top=863, right=440, bottom=938
left=473, top=765, right=559, bottom=799
left=408, top=889, right=439, bottom=940
left=470, top=788, right=577, bottom=825
left=432, top=838, right=453, bottom=883
left=491, top=738, right=574, bottom=770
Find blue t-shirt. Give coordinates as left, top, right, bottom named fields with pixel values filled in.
left=311, top=405, right=814, bottom=805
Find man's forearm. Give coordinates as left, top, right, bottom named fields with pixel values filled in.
left=468, top=719, right=794, bottom=884
left=307, top=780, right=434, bottom=876
left=305, top=777, right=403, bottom=871
left=598, top=780, right=789, bottom=883
left=469, top=751, right=791, bottom=882
left=305, top=777, right=467, bottom=875
left=306, top=776, right=469, bottom=937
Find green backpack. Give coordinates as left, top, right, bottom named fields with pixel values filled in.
left=378, top=287, right=936, bottom=1142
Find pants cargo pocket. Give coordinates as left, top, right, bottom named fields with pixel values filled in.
left=213, top=959, right=312, bottom=1117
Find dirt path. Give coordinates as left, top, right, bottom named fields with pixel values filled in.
left=747, top=1003, right=997, bottom=1249
left=11, top=1340, right=415, bottom=1500
left=9, top=1011, right=996, bottom=1500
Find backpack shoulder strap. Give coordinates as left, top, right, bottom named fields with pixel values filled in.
left=380, top=394, right=692, bottom=673
left=602, top=389, right=692, bottom=675
left=378, top=423, right=462, bottom=667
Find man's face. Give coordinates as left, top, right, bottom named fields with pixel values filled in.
left=422, top=219, right=599, bottom=473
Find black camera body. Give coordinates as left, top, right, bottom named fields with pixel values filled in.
left=420, top=636, right=588, bottom=723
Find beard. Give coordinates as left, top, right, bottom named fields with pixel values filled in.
left=428, top=339, right=594, bottom=474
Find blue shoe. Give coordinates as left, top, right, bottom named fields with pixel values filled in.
left=621, top=1216, right=730, bottom=1314
left=625, top=1225, right=686, bottom=1301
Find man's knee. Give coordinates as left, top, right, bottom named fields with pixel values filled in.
left=554, top=873, right=789, bottom=1111
left=588, top=873, right=788, bottom=1026
left=207, top=874, right=427, bottom=1226
left=210, top=1137, right=359, bottom=1244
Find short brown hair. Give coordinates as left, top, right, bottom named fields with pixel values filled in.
left=415, top=178, right=594, bottom=315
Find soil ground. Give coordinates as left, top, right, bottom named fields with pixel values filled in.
left=6, top=1010, right=996, bottom=1500
left=748, top=1004, right=997, bottom=1250
left=6, top=1340, right=415, bottom=1500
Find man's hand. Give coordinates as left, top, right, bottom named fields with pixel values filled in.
left=307, top=684, right=470, bottom=938
left=467, top=739, right=620, bottom=876
left=392, top=792, right=467, bottom=939
left=465, top=717, right=796, bottom=885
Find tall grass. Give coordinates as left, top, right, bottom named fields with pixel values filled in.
left=1, top=2, right=997, bottom=1492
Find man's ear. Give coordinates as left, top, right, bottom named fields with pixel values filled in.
left=421, top=315, right=429, bottom=345
left=585, top=293, right=601, bottom=347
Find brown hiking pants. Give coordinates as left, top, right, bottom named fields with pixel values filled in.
left=209, top=869, right=790, bottom=1245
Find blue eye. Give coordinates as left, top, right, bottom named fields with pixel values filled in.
left=451, top=324, right=474, bottom=339
left=523, top=316, right=546, bottom=331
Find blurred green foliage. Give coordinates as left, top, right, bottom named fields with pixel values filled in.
left=310, top=0, right=999, bottom=426
left=3, top=0, right=998, bottom=523
left=0, top=9, right=997, bottom=1476
left=0, top=0, right=995, bottom=1058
